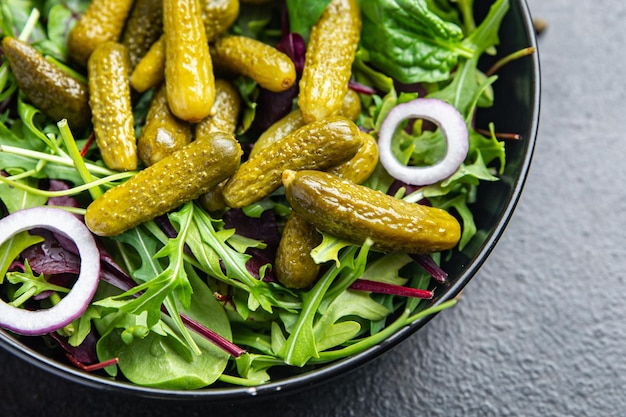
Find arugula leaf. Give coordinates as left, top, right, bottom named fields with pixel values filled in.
left=310, top=231, right=353, bottom=266
left=463, top=0, right=509, bottom=53
left=313, top=289, right=389, bottom=352
left=97, top=206, right=195, bottom=326
left=187, top=203, right=297, bottom=315
left=278, top=240, right=372, bottom=366
left=5, top=259, right=66, bottom=306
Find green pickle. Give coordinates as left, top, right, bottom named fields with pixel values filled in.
left=275, top=132, right=378, bottom=289
left=137, top=84, right=192, bottom=166
left=129, top=0, right=237, bottom=94
left=298, top=0, right=361, bottom=123
left=211, top=35, right=296, bottom=93
left=195, top=79, right=241, bottom=138
left=85, top=132, right=243, bottom=237
left=195, top=79, right=242, bottom=213
left=328, top=131, right=378, bottom=183
left=67, top=0, right=135, bottom=66
left=249, top=89, right=362, bottom=158
left=88, top=41, right=137, bottom=171
left=121, top=0, right=164, bottom=69
left=1, top=37, right=91, bottom=130
left=222, top=116, right=362, bottom=208
left=130, top=36, right=165, bottom=93
left=282, top=170, right=462, bottom=254
left=201, top=0, right=240, bottom=42
left=163, top=0, right=215, bottom=122
left=275, top=213, right=323, bottom=289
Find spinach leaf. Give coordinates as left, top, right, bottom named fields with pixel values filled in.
left=96, top=271, right=231, bottom=389
left=360, top=0, right=470, bottom=84
left=285, top=0, right=332, bottom=38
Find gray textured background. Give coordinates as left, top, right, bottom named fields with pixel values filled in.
left=1, top=0, right=622, bottom=415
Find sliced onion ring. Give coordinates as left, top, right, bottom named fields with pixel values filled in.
left=0, top=207, right=100, bottom=336
left=378, top=98, right=469, bottom=186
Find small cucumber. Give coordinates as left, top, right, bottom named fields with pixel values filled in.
left=121, top=0, right=164, bottom=69
left=163, top=0, right=215, bottom=122
left=201, top=0, right=240, bottom=42
left=130, top=36, right=165, bottom=93
left=197, top=180, right=228, bottom=213
left=282, top=170, right=461, bottom=254
left=1, top=37, right=91, bottom=130
left=298, top=0, right=361, bottom=123
left=85, top=132, right=242, bottom=236
left=137, top=84, right=192, bottom=166
left=67, top=0, right=135, bottom=66
left=212, top=35, right=296, bottom=93
left=328, top=131, right=378, bottom=184
left=275, top=213, right=323, bottom=289
left=195, top=79, right=241, bottom=138
left=275, top=132, right=377, bottom=289
left=222, top=116, right=362, bottom=208
left=88, top=41, right=137, bottom=171
left=249, top=89, right=362, bottom=158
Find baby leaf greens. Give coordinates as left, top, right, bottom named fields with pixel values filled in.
left=0, top=0, right=527, bottom=389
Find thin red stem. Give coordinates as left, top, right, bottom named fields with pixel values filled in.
left=350, top=279, right=433, bottom=299
left=79, top=131, right=96, bottom=157
left=66, top=354, right=119, bottom=372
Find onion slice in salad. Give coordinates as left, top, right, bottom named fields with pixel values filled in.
left=0, top=207, right=100, bottom=336
left=378, top=98, right=469, bottom=186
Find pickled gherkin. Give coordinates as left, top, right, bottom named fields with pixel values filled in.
left=130, top=36, right=165, bottom=93
left=275, top=132, right=378, bottom=289
left=1, top=37, right=91, bottom=130
left=282, top=170, right=462, bottom=254
left=88, top=41, right=137, bottom=171
left=200, top=0, right=240, bottom=42
left=138, top=84, right=192, bottom=166
left=195, top=79, right=241, bottom=138
left=68, top=0, right=134, bottom=66
left=249, top=89, right=362, bottom=158
left=298, top=0, right=361, bottom=123
left=163, top=0, right=215, bottom=122
left=275, top=213, right=323, bottom=289
left=121, top=0, right=164, bottom=69
left=212, top=36, right=296, bottom=93
left=222, top=116, right=362, bottom=208
left=85, top=132, right=242, bottom=236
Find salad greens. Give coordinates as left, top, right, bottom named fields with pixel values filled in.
left=0, top=0, right=523, bottom=389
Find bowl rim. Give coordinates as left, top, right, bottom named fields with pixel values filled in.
left=0, top=0, right=541, bottom=401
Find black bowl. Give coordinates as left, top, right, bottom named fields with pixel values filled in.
left=0, top=0, right=540, bottom=401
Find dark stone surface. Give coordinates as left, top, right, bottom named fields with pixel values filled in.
left=1, top=0, right=620, bottom=416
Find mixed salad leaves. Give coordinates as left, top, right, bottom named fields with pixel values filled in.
left=0, top=0, right=530, bottom=389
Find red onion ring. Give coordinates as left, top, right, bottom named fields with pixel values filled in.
left=377, top=98, right=469, bottom=186
left=0, top=207, right=100, bottom=336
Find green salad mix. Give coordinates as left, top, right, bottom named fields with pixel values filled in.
left=0, top=0, right=530, bottom=389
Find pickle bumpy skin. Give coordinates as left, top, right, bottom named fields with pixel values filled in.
left=282, top=170, right=461, bottom=254
left=88, top=41, right=137, bottom=171
left=67, top=0, right=135, bottom=66
left=211, top=35, right=296, bottom=93
left=1, top=37, right=91, bottom=130
left=137, top=84, right=192, bottom=166
left=222, top=116, right=362, bottom=208
left=298, top=0, right=361, bottom=123
left=275, top=132, right=378, bottom=289
left=85, top=132, right=242, bottom=237
left=163, top=0, right=215, bottom=122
